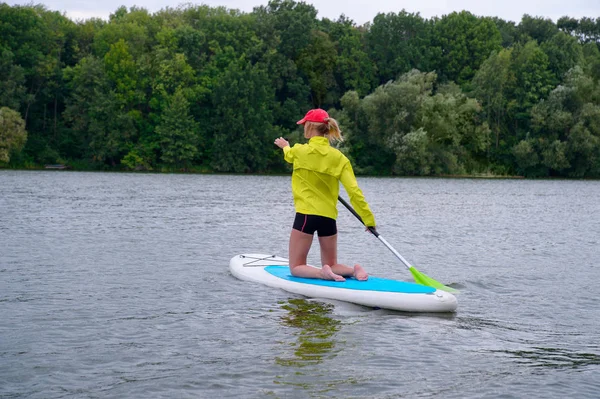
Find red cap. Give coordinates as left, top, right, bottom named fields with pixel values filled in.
left=296, top=109, right=329, bottom=125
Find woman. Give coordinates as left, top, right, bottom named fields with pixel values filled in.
left=274, top=108, right=376, bottom=282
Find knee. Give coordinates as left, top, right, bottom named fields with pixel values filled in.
left=289, top=265, right=300, bottom=277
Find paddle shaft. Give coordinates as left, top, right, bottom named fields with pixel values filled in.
left=338, top=196, right=413, bottom=271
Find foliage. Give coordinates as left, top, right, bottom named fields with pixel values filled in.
left=321, top=15, right=376, bottom=98
left=432, top=11, right=502, bottom=85
left=209, top=58, right=276, bottom=173
left=541, top=32, right=583, bottom=81
left=366, top=11, right=437, bottom=84
left=0, top=50, right=27, bottom=110
left=518, top=15, right=558, bottom=43
left=0, top=107, right=28, bottom=163
left=155, top=89, right=198, bottom=169
left=472, top=49, right=513, bottom=150
left=1, top=2, right=599, bottom=177
left=339, top=70, right=490, bottom=175
left=522, top=67, right=600, bottom=177
left=296, top=30, right=337, bottom=107
left=507, top=40, right=555, bottom=136
left=122, top=149, right=152, bottom=171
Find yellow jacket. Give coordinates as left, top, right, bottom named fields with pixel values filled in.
left=283, top=136, right=376, bottom=226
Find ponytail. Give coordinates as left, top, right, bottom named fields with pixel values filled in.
left=305, top=117, right=343, bottom=143
left=325, top=117, right=343, bottom=142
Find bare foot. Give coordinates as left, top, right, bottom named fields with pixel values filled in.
left=321, top=264, right=346, bottom=282
left=353, top=264, right=368, bottom=281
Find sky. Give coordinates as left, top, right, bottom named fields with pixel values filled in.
left=6, top=0, right=600, bottom=25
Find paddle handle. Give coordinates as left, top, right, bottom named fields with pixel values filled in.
left=337, top=196, right=378, bottom=235
left=338, top=196, right=413, bottom=271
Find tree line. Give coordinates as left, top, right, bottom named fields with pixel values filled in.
left=1, top=1, right=599, bottom=177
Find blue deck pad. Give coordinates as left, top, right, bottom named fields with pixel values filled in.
left=265, top=266, right=436, bottom=294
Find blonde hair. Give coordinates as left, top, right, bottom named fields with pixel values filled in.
left=305, top=117, right=343, bottom=143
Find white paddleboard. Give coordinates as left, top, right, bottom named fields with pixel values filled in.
left=230, top=254, right=457, bottom=313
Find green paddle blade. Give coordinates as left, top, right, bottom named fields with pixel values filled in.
left=409, top=267, right=459, bottom=294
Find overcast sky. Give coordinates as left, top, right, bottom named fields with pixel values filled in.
left=7, top=0, right=600, bottom=25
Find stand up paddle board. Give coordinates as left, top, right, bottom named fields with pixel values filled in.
left=230, top=254, right=457, bottom=312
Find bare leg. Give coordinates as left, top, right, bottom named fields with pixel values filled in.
left=289, top=229, right=345, bottom=281
left=318, top=234, right=369, bottom=281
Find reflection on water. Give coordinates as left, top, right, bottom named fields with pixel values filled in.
left=275, top=299, right=341, bottom=367
left=272, top=299, right=360, bottom=396
left=494, top=347, right=600, bottom=369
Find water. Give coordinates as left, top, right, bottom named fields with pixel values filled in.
left=1, top=171, right=599, bottom=398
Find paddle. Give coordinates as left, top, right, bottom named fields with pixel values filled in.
left=338, top=196, right=458, bottom=293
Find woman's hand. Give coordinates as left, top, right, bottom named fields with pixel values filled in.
left=274, top=137, right=290, bottom=149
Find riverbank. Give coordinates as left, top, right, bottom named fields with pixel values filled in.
left=2, top=164, right=531, bottom=179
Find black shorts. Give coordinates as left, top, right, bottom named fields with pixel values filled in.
left=293, top=213, right=337, bottom=237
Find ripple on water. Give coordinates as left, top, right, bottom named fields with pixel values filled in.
left=1, top=172, right=599, bottom=398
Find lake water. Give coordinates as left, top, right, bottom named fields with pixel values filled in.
left=1, top=171, right=599, bottom=398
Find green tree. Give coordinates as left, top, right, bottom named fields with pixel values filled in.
left=253, top=1, right=315, bottom=128
left=388, top=128, right=432, bottom=175
left=147, top=47, right=197, bottom=115
left=63, top=55, right=135, bottom=165
left=0, top=4, right=48, bottom=73
left=155, top=89, right=199, bottom=169
left=507, top=40, right=555, bottom=139
left=340, top=70, right=490, bottom=175
left=541, top=32, right=583, bottom=81
left=253, top=0, right=318, bottom=60
left=576, top=17, right=600, bottom=43
left=71, top=18, right=106, bottom=62
left=338, top=90, right=395, bottom=174
left=491, top=17, right=518, bottom=47
left=567, top=106, right=600, bottom=176
left=557, top=16, right=579, bottom=37
left=582, top=42, right=600, bottom=83
left=339, top=70, right=424, bottom=175
left=177, top=5, right=263, bottom=63
left=209, top=59, right=276, bottom=172
left=512, top=139, right=540, bottom=175
left=433, top=11, right=502, bottom=85
left=525, top=67, right=600, bottom=177
left=541, top=139, right=570, bottom=171
left=320, top=15, right=376, bottom=98
left=366, top=11, right=437, bottom=84
left=423, top=83, right=491, bottom=152
left=472, top=49, right=513, bottom=150
left=517, top=15, right=558, bottom=43
left=296, top=30, right=337, bottom=107
left=416, top=83, right=490, bottom=174
left=0, top=4, right=75, bottom=157
left=104, top=39, right=143, bottom=109
left=93, top=6, right=154, bottom=58
left=0, top=107, right=27, bottom=163
left=0, top=50, right=27, bottom=110
left=164, top=23, right=208, bottom=72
